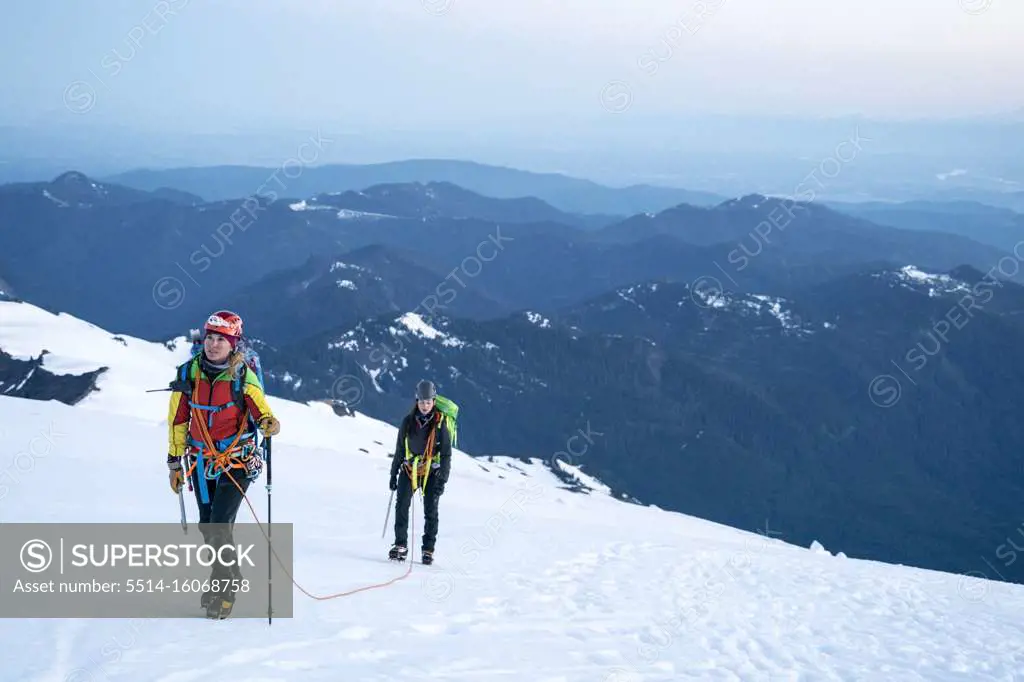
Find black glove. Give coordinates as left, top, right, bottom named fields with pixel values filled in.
left=389, top=475, right=398, bottom=491
left=433, top=478, right=446, bottom=495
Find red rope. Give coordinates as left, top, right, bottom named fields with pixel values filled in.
left=217, top=465, right=417, bottom=601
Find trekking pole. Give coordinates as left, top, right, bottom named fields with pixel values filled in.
left=265, top=436, right=273, bottom=625
left=381, top=489, right=395, bottom=539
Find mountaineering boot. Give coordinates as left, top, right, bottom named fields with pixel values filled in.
left=205, top=569, right=237, bottom=619
left=422, top=550, right=433, bottom=565
left=388, top=544, right=408, bottom=561
left=205, top=590, right=235, bottom=620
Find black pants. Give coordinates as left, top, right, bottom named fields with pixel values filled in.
left=393, top=472, right=441, bottom=552
left=190, top=462, right=251, bottom=585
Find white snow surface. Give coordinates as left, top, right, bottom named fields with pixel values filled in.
left=2, top=300, right=1024, bottom=680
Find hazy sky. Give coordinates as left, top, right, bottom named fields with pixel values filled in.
left=1, top=0, right=1021, bottom=134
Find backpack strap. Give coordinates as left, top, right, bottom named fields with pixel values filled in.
left=168, top=358, right=195, bottom=395
left=402, top=412, right=443, bottom=491
left=233, top=362, right=265, bottom=442
left=232, top=364, right=245, bottom=410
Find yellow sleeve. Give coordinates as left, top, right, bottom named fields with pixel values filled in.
left=242, top=372, right=275, bottom=422
left=167, top=389, right=190, bottom=457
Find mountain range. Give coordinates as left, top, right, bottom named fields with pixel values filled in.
left=825, top=199, right=1024, bottom=252
left=2, top=166, right=1024, bottom=587
left=102, top=159, right=728, bottom=216
left=3, top=170, right=1021, bottom=342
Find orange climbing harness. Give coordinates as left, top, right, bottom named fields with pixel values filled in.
left=184, top=406, right=250, bottom=478
left=181, top=371, right=253, bottom=481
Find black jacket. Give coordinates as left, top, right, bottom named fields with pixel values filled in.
left=390, top=406, right=452, bottom=484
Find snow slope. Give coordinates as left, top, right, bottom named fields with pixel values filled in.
left=2, top=300, right=1024, bottom=681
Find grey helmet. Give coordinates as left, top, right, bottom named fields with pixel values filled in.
left=415, top=379, right=437, bottom=401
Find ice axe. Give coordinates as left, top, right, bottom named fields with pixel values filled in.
left=176, top=455, right=189, bottom=534
left=178, top=485, right=188, bottom=534
left=381, top=489, right=395, bottom=539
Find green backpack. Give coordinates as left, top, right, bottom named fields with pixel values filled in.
left=434, top=395, right=459, bottom=448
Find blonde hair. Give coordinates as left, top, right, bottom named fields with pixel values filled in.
left=228, top=349, right=246, bottom=376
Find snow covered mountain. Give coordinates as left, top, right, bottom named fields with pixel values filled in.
left=1, top=299, right=1023, bottom=681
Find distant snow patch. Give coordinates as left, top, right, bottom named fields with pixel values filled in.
left=395, top=312, right=465, bottom=347
left=899, top=265, right=946, bottom=284
left=693, top=289, right=729, bottom=309
left=330, top=261, right=366, bottom=273
left=361, top=365, right=385, bottom=393
left=526, top=312, right=551, bottom=328
left=327, top=330, right=362, bottom=352
left=333, top=338, right=360, bottom=352
left=42, top=189, right=69, bottom=207
left=750, top=294, right=799, bottom=330
left=288, top=199, right=333, bottom=211
left=336, top=208, right=396, bottom=221
left=894, top=265, right=970, bottom=297
left=616, top=285, right=649, bottom=311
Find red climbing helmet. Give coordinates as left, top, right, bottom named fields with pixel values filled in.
left=204, top=310, right=243, bottom=339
